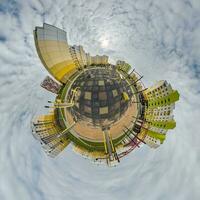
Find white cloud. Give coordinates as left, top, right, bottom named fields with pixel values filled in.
left=0, top=0, right=200, bottom=199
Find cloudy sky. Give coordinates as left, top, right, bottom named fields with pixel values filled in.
left=0, top=0, right=200, bottom=199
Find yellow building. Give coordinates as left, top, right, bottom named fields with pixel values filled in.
left=34, top=23, right=77, bottom=83
left=91, top=55, right=109, bottom=65
left=142, top=80, right=179, bottom=148
left=32, top=112, right=70, bottom=157
left=116, top=60, right=131, bottom=73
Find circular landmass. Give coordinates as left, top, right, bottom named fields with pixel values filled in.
left=68, top=67, right=133, bottom=128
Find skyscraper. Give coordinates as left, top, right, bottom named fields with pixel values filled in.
left=32, top=23, right=179, bottom=166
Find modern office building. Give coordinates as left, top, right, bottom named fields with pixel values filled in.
left=32, top=23, right=179, bottom=166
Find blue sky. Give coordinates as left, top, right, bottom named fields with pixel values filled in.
left=0, top=0, right=200, bottom=200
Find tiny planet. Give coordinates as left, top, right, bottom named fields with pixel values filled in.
left=32, top=23, right=179, bottom=166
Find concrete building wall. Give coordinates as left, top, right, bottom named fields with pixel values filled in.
left=142, top=80, right=179, bottom=147
left=116, top=60, right=131, bottom=73
left=32, top=113, right=70, bottom=158
left=34, top=23, right=77, bottom=83
left=144, top=135, right=160, bottom=148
